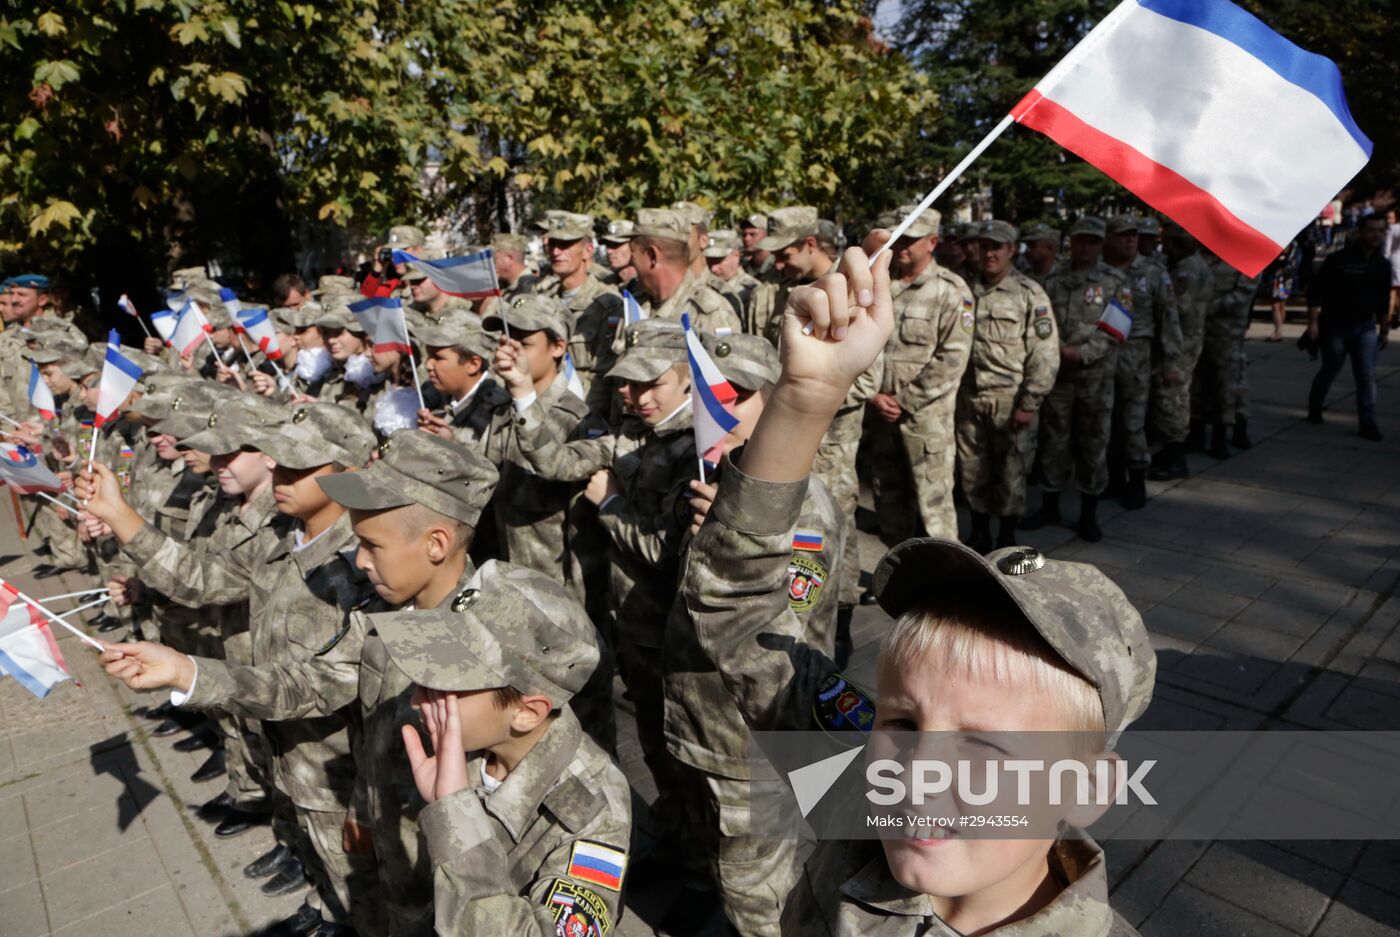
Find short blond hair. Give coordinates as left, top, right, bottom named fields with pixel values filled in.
left=880, top=604, right=1105, bottom=738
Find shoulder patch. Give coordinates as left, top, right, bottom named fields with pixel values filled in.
left=788, top=554, right=827, bottom=613
left=814, top=673, right=876, bottom=734
left=543, top=774, right=605, bottom=834
left=565, top=839, right=627, bottom=892
left=547, top=878, right=612, bottom=936
left=1033, top=317, right=1054, bottom=339
left=1033, top=305, right=1050, bottom=318
left=791, top=528, right=823, bottom=552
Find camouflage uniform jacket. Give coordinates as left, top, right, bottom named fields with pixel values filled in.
left=482, top=371, right=608, bottom=586
left=1042, top=263, right=1132, bottom=377
left=748, top=279, right=795, bottom=345
left=709, top=269, right=761, bottom=332
left=701, top=268, right=748, bottom=325
left=441, top=376, right=512, bottom=455
left=881, top=262, right=975, bottom=415
left=421, top=707, right=632, bottom=937
left=125, top=510, right=373, bottom=812
left=1204, top=258, right=1261, bottom=336
left=965, top=271, right=1060, bottom=412
left=643, top=270, right=744, bottom=337
left=782, top=837, right=1137, bottom=936
left=516, top=402, right=696, bottom=648
left=535, top=269, right=624, bottom=408
left=682, top=463, right=1137, bottom=936
left=1168, top=253, right=1214, bottom=362
left=1114, top=256, right=1183, bottom=364
left=663, top=464, right=843, bottom=778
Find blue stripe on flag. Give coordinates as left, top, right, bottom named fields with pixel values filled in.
left=1138, top=0, right=1371, bottom=155
left=394, top=248, right=495, bottom=270
left=0, top=647, right=54, bottom=698
left=104, top=344, right=144, bottom=382
left=348, top=297, right=402, bottom=313
left=572, top=854, right=624, bottom=878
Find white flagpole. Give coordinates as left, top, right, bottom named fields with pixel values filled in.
left=37, top=587, right=110, bottom=603
left=1, top=581, right=106, bottom=650
left=34, top=490, right=83, bottom=511
left=697, top=454, right=706, bottom=485
left=0, top=413, right=24, bottom=429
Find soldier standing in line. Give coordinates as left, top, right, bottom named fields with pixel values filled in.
left=1019, top=223, right=1061, bottom=286
left=531, top=211, right=624, bottom=405
left=1150, top=223, right=1214, bottom=479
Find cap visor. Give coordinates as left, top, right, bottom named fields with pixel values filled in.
left=173, top=428, right=246, bottom=456
left=250, top=432, right=333, bottom=470
left=605, top=356, right=670, bottom=383
left=375, top=609, right=504, bottom=692
left=316, top=464, right=414, bottom=512
left=755, top=233, right=796, bottom=252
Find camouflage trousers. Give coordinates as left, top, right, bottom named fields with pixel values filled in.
left=954, top=388, right=1039, bottom=517
left=867, top=399, right=959, bottom=544
left=812, top=406, right=863, bottom=606
left=678, top=768, right=803, bottom=937
left=1152, top=331, right=1205, bottom=443
left=28, top=498, right=86, bottom=569
left=1113, top=337, right=1153, bottom=469
left=296, top=803, right=379, bottom=928
left=1193, top=311, right=1251, bottom=424
left=615, top=634, right=689, bottom=844
left=1038, top=366, right=1115, bottom=496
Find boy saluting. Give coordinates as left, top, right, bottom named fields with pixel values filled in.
left=380, top=562, right=632, bottom=937
left=683, top=234, right=1155, bottom=935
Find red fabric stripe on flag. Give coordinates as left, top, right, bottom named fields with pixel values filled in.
left=1013, top=91, right=1282, bottom=276
left=0, top=582, right=18, bottom=616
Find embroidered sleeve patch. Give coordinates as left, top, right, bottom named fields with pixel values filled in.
left=787, top=555, right=827, bottom=614
left=814, top=673, right=876, bottom=734
left=546, top=879, right=612, bottom=937
left=791, top=528, right=824, bottom=552
left=566, top=840, right=627, bottom=892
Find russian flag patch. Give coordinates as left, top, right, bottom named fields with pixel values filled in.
left=567, top=840, right=627, bottom=892
left=792, top=528, right=824, bottom=552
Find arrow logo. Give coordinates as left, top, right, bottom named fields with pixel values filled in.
left=787, top=744, right=866, bottom=818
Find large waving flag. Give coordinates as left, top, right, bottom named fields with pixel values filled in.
left=0, top=444, right=65, bottom=494
left=94, top=331, right=143, bottom=428
left=562, top=352, right=586, bottom=400
left=681, top=314, right=739, bottom=468
left=392, top=249, right=502, bottom=299
left=348, top=297, right=412, bottom=355
left=235, top=306, right=284, bottom=360
left=149, top=308, right=177, bottom=343
left=28, top=361, right=55, bottom=420
left=1010, top=0, right=1371, bottom=276
left=0, top=584, right=72, bottom=698
left=169, top=301, right=212, bottom=355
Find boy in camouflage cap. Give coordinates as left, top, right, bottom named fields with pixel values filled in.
left=681, top=235, right=1155, bottom=935
left=416, top=309, right=510, bottom=452
left=85, top=402, right=379, bottom=937
left=381, top=560, right=631, bottom=937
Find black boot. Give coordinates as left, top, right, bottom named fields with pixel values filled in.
left=965, top=512, right=993, bottom=555
left=1122, top=469, right=1147, bottom=510
left=1078, top=496, right=1104, bottom=542
left=1209, top=423, right=1230, bottom=459
left=215, top=807, right=268, bottom=838
left=196, top=791, right=232, bottom=822
left=244, top=843, right=292, bottom=880
left=1021, top=492, right=1061, bottom=530
left=190, top=748, right=226, bottom=783
left=260, top=857, right=308, bottom=896
left=1147, top=442, right=1189, bottom=480
left=1184, top=420, right=1206, bottom=452
left=1232, top=418, right=1252, bottom=449
left=267, top=901, right=320, bottom=934
left=995, top=516, right=1019, bottom=549
left=1147, top=446, right=1171, bottom=477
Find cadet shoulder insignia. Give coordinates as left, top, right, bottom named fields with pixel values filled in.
left=451, top=587, right=479, bottom=612
left=565, top=840, right=627, bottom=892
left=206, top=413, right=218, bottom=428
left=292, top=407, right=310, bottom=423
left=813, top=673, right=876, bottom=734
left=546, top=878, right=612, bottom=936
left=787, top=554, right=826, bottom=613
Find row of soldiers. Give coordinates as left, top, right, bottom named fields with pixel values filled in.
left=0, top=197, right=1248, bottom=937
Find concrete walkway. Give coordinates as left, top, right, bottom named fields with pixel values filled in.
left=0, top=318, right=1396, bottom=935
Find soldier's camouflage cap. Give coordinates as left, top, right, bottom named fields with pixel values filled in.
left=739, top=212, right=768, bottom=231
left=703, top=229, right=742, bottom=258
left=701, top=332, right=777, bottom=392
left=756, top=206, right=819, bottom=252
left=939, top=222, right=965, bottom=241
left=416, top=309, right=496, bottom=359
left=1106, top=214, right=1140, bottom=235
left=401, top=247, right=444, bottom=283
left=894, top=203, right=941, bottom=239
left=482, top=293, right=570, bottom=338
left=176, top=395, right=286, bottom=456
left=151, top=381, right=241, bottom=438
left=249, top=402, right=375, bottom=469
left=314, top=304, right=368, bottom=335
left=1021, top=223, right=1060, bottom=245
left=126, top=374, right=199, bottom=424
left=956, top=223, right=982, bottom=242
left=1137, top=216, right=1162, bottom=237
left=607, top=319, right=687, bottom=383
left=599, top=220, right=635, bottom=245
left=874, top=540, right=1155, bottom=738
left=376, top=560, right=599, bottom=703
left=28, top=333, right=87, bottom=365
left=634, top=208, right=691, bottom=244
left=318, top=429, right=498, bottom=527
left=269, top=306, right=304, bottom=332
left=168, top=267, right=209, bottom=289
left=1068, top=216, right=1107, bottom=239
left=539, top=211, right=594, bottom=242
left=315, top=275, right=357, bottom=296
left=976, top=219, right=1019, bottom=245
left=492, top=232, right=529, bottom=255
left=388, top=225, right=426, bottom=247
left=670, top=200, right=712, bottom=228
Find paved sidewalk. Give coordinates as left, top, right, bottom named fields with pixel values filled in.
left=0, top=318, right=1396, bottom=935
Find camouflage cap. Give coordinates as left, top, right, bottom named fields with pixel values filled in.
left=756, top=206, right=819, bottom=251
left=739, top=212, right=768, bottom=231
left=388, top=225, right=426, bottom=247
left=1136, top=216, right=1162, bottom=237
left=315, top=275, right=357, bottom=295
left=670, top=200, right=712, bottom=228
left=817, top=219, right=841, bottom=248
left=701, top=332, right=777, bottom=392
left=874, top=540, right=1155, bottom=737
left=894, top=203, right=941, bottom=239
left=482, top=293, right=570, bottom=338
left=633, top=208, right=691, bottom=244
left=28, top=333, right=87, bottom=365
left=1021, top=223, right=1060, bottom=245
left=599, top=219, right=635, bottom=245
left=376, top=560, right=599, bottom=703
left=540, top=211, right=594, bottom=242
left=606, top=319, right=687, bottom=383
left=176, top=394, right=286, bottom=456
left=1105, top=214, right=1140, bottom=235
left=416, top=308, right=495, bottom=358
left=976, top=220, right=1020, bottom=245
left=875, top=210, right=901, bottom=230
left=269, top=306, right=304, bottom=332
left=126, top=374, right=200, bottom=424
left=956, top=223, right=982, bottom=243
left=151, top=381, right=241, bottom=438
left=123, top=346, right=167, bottom=377
left=401, top=247, right=445, bottom=283
left=314, top=304, right=368, bottom=335
left=249, top=402, right=375, bottom=469
left=318, top=430, right=498, bottom=527
left=940, top=222, right=966, bottom=241
left=703, top=229, right=742, bottom=258
left=169, top=266, right=209, bottom=289
left=185, top=287, right=233, bottom=330
left=1068, top=216, right=1107, bottom=239
left=492, top=232, right=528, bottom=256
